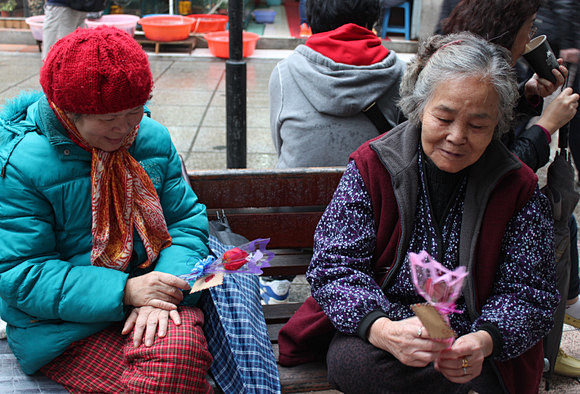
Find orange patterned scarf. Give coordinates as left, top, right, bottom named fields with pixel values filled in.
left=50, top=102, right=172, bottom=271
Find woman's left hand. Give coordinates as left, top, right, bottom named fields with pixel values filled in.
left=122, top=305, right=182, bottom=347
left=524, top=59, right=568, bottom=99
left=433, top=330, right=493, bottom=384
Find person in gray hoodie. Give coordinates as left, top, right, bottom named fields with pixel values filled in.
left=269, top=0, right=406, bottom=168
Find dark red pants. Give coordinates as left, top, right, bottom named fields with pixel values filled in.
left=41, top=306, right=213, bottom=393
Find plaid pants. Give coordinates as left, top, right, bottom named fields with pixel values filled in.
left=40, top=306, right=213, bottom=393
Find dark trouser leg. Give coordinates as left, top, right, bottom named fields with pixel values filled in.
left=568, top=215, right=580, bottom=300
left=299, top=0, right=307, bottom=25
left=326, top=331, right=505, bottom=394
left=568, top=64, right=580, bottom=177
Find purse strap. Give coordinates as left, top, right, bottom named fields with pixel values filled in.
left=362, top=101, right=393, bottom=134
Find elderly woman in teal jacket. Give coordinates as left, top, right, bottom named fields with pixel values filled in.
left=0, top=26, right=279, bottom=393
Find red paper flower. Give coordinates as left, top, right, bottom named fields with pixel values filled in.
left=223, top=247, right=249, bottom=270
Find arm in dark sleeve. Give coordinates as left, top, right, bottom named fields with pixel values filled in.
left=502, top=125, right=551, bottom=172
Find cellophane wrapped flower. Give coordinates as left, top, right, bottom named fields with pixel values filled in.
left=409, top=250, right=467, bottom=321
left=180, top=238, right=274, bottom=284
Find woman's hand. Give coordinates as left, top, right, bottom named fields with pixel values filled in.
left=536, top=87, right=580, bottom=134
left=122, top=305, right=182, bottom=347
left=368, top=317, right=450, bottom=367
left=524, top=60, right=568, bottom=100
left=434, top=330, right=493, bottom=384
left=123, top=271, right=191, bottom=311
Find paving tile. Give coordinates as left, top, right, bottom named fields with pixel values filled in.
left=184, top=151, right=227, bottom=170
left=247, top=127, right=277, bottom=154
left=146, top=104, right=206, bottom=128
left=200, top=105, right=227, bottom=127
left=246, top=152, right=277, bottom=168
left=165, top=125, right=200, bottom=152
left=247, top=91, right=271, bottom=108
left=189, top=126, right=226, bottom=153
left=150, top=88, right=216, bottom=106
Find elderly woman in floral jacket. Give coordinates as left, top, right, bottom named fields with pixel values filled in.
left=278, top=33, right=561, bottom=394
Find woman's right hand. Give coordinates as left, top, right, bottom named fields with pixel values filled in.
left=536, top=87, right=580, bottom=135
left=122, top=305, right=181, bottom=347
left=123, top=271, right=191, bottom=311
left=524, top=60, right=568, bottom=99
left=368, top=316, right=450, bottom=367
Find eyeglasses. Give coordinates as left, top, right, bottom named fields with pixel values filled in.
left=528, top=24, right=538, bottom=39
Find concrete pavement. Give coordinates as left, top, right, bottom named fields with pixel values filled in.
left=0, top=47, right=291, bottom=171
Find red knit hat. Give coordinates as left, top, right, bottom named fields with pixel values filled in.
left=40, top=26, right=153, bottom=114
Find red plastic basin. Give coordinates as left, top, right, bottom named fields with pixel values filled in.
left=204, top=31, right=260, bottom=59
left=138, top=15, right=194, bottom=42
left=187, top=14, right=228, bottom=33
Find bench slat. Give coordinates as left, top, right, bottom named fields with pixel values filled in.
left=210, top=211, right=323, bottom=249
left=267, top=322, right=284, bottom=344
left=271, top=345, right=333, bottom=393
left=278, top=363, right=333, bottom=393
left=262, top=253, right=312, bottom=277
left=189, top=168, right=344, bottom=209
left=263, top=303, right=302, bottom=324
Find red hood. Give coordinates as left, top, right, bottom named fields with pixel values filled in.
left=305, top=23, right=389, bottom=66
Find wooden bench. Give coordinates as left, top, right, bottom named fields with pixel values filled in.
left=188, top=167, right=344, bottom=393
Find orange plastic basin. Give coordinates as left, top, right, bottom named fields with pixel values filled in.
left=204, top=31, right=260, bottom=59
left=138, top=15, right=194, bottom=42
left=187, top=14, right=228, bottom=33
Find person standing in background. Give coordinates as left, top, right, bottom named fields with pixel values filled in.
left=42, top=0, right=107, bottom=60
left=299, top=0, right=312, bottom=37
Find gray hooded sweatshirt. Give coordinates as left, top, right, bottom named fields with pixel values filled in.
left=269, top=44, right=406, bottom=168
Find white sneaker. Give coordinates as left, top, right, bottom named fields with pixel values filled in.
left=259, top=277, right=292, bottom=305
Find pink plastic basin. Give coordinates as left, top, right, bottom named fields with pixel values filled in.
left=25, top=15, right=44, bottom=41
left=85, top=14, right=140, bottom=36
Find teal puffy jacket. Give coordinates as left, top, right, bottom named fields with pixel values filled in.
left=0, top=93, right=209, bottom=374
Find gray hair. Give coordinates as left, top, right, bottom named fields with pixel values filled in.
left=398, top=32, right=518, bottom=137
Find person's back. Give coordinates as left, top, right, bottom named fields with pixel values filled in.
left=269, top=0, right=406, bottom=168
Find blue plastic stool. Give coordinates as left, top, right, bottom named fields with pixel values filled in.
left=381, top=1, right=411, bottom=40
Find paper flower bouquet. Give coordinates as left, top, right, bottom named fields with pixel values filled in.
left=180, top=238, right=274, bottom=292
left=408, top=250, right=468, bottom=339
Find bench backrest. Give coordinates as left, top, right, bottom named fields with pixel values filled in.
left=188, top=167, right=344, bottom=392
left=188, top=167, right=345, bottom=249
